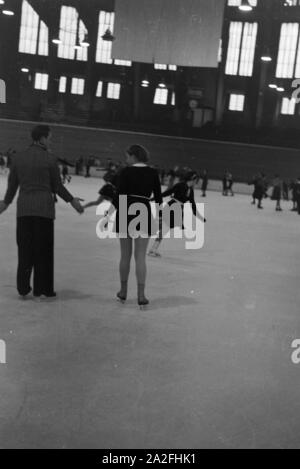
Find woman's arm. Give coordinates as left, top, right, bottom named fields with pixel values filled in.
left=190, top=189, right=206, bottom=222
left=83, top=195, right=106, bottom=209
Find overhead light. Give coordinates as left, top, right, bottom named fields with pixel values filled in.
left=277, top=87, right=285, bottom=92
left=239, top=0, right=253, bottom=12
left=261, top=47, right=272, bottom=62
left=0, top=1, right=5, bottom=5
left=141, top=77, right=150, bottom=87
left=2, top=9, right=15, bottom=15
left=80, top=34, right=90, bottom=47
left=52, top=38, right=62, bottom=45
left=261, top=55, right=272, bottom=62
left=21, top=68, right=29, bottom=73
left=268, top=84, right=277, bottom=89
left=102, top=29, right=115, bottom=42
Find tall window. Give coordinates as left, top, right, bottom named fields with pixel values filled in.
left=19, top=0, right=49, bottom=56
left=57, top=6, right=88, bottom=61
left=96, top=81, right=103, bottom=97
left=225, top=22, right=258, bottom=76
left=96, top=11, right=114, bottom=64
left=34, top=73, right=48, bottom=90
left=154, top=88, right=168, bottom=105
left=281, top=97, right=296, bottom=114
left=276, top=23, right=300, bottom=78
left=228, top=93, right=245, bottom=111
left=107, top=83, right=121, bottom=99
left=96, top=11, right=132, bottom=66
left=59, top=76, right=67, bottom=93
left=71, top=78, right=85, bottom=95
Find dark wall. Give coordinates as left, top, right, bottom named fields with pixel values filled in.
left=1, top=118, right=299, bottom=182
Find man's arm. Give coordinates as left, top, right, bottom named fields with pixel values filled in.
left=1, top=163, right=20, bottom=212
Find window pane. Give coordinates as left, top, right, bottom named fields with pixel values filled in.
left=71, top=78, right=85, bottom=95
left=225, top=22, right=243, bottom=75
left=276, top=23, right=299, bottom=78
left=59, top=76, right=67, bottom=93
left=239, top=22, right=258, bottom=76
left=114, top=59, right=132, bottom=66
left=19, top=0, right=39, bottom=55
left=281, top=97, right=296, bottom=114
left=34, top=73, right=48, bottom=90
left=96, top=11, right=115, bottom=64
left=38, top=20, right=49, bottom=56
left=76, top=19, right=88, bottom=62
left=228, top=0, right=257, bottom=5
left=58, top=6, right=78, bottom=60
left=107, top=83, right=121, bottom=99
left=154, top=88, right=168, bottom=105
left=96, top=81, right=103, bottom=97
left=229, top=93, right=245, bottom=111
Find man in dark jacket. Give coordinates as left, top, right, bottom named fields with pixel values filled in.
left=0, top=125, right=84, bottom=299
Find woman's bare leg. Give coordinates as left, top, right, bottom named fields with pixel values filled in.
left=118, top=238, right=133, bottom=299
left=134, top=237, right=150, bottom=304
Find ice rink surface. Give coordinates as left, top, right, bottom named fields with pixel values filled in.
left=0, top=174, right=300, bottom=449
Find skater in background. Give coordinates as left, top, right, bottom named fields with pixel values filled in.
left=85, top=156, right=94, bottom=178
left=222, top=171, right=228, bottom=196
left=114, top=144, right=162, bottom=308
left=167, top=168, right=176, bottom=190
left=61, top=164, right=71, bottom=184
left=290, top=179, right=298, bottom=211
left=249, top=172, right=265, bottom=209
left=227, top=172, right=234, bottom=196
left=282, top=180, right=289, bottom=201
left=0, top=154, right=5, bottom=174
left=222, top=170, right=234, bottom=196
left=5, top=148, right=16, bottom=170
left=83, top=167, right=119, bottom=211
left=201, top=169, right=208, bottom=197
left=295, top=177, right=300, bottom=215
left=272, top=175, right=283, bottom=211
left=75, top=157, right=83, bottom=176
left=148, top=171, right=205, bottom=258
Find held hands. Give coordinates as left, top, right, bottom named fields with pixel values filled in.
left=71, top=197, right=85, bottom=214
left=0, top=201, right=8, bottom=215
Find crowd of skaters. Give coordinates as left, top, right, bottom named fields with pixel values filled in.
left=248, top=172, right=300, bottom=213
left=1, top=148, right=300, bottom=214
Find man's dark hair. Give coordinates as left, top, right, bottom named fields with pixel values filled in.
left=31, top=125, right=51, bottom=142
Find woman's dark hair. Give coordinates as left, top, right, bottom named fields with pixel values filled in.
left=126, top=144, right=149, bottom=163
left=31, top=125, right=51, bottom=142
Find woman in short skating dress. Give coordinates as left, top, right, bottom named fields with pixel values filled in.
left=114, top=145, right=162, bottom=308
